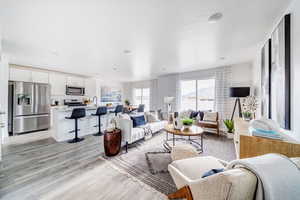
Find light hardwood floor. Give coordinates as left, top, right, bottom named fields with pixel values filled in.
left=0, top=132, right=167, bottom=200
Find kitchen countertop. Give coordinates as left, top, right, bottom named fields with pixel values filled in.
left=51, top=105, right=98, bottom=112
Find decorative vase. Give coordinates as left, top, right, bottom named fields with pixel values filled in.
left=104, top=129, right=122, bottom=157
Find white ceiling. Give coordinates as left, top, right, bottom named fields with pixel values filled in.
left=0, top=0, right=291, bottom=82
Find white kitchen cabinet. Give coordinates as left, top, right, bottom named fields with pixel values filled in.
left=9, top=68, right=32, bottom=82
left=66, top=76, right=84, bottom=87
left=85, top=78, right=97, bottom=97
left=49, top=73, right=67, bottom=95
left=32, top=71, right=49, bottom=83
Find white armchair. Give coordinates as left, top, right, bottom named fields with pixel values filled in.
left=168, top=156, right=257, bottom=200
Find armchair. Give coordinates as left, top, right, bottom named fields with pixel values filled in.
left=168, top=156, right=257, bottom=200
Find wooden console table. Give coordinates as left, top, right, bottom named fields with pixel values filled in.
left=234, top=118, right=300, bottom=159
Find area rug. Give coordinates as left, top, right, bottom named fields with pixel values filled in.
left=103, top=131, right=236, bottom=195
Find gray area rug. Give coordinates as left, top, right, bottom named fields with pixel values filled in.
left=104, top=131, right=236, bottom=195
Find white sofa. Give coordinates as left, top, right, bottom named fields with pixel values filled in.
left=118, top=115, right=167, bottom=152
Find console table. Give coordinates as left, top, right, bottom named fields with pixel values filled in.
left=234, top=118, right=300, bottom=159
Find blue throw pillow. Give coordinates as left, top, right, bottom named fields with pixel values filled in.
left=131, top=115, right=146, bottom=128
left=201, top=168, right=224, bottom=178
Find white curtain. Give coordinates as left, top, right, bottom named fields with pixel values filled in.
left=214, top=66, right=233, bottom=121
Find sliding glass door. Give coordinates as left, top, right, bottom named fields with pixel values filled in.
left=180, top=79, right=215, bottom=111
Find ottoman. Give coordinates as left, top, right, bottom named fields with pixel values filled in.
left=171, top=144, right=199, bottom=161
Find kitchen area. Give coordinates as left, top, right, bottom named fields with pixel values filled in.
left=2, top=64, right=123, bottom=145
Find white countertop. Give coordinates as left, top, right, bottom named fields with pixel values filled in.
left=51, top=105, right=97, bottom=112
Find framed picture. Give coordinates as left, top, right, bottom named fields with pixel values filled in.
left=100, top=87, right=122, bottom=103
left=261, top=39, right=271, bottom=118
left=270, top=14, right=291, bottom=130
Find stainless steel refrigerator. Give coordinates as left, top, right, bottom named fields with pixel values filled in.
left=8, top=81, right=51, bottom=135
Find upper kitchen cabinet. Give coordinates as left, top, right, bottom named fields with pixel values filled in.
left=66, top=76, right=84, bottom=87
left=32, top=71, right=49, bottom=83
left=85, top=78, right=97, bottom=97
left=49, top=73, right=67, bottom=95
left=9, top=67, right=32, bottom=82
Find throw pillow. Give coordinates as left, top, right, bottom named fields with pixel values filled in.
left=157, top=109, right=164, bottom=120
left=119, top=113, right=131, bottom=120
left=189, top=111, right=199, bottom=119
left=131, top=115, right=146, bottom=127
left=201, top=168, right=224, bottom=178
left=146, top=112, right=159, bottom=123
left=203, top=112, right=217, bottom=121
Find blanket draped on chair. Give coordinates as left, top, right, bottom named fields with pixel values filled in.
left=227, top=154, right=300, bottom=200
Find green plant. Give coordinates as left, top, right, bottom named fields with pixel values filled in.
left=242, top=111, right=252, bottom=119
left=124, top=99, right=130, bottom=106
left=223, top=119, right=234, bottom=133
left=182, top=118, right=194, bottom=126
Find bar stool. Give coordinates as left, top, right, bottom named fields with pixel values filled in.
left=92, top=106, right=107, bottom=136
left=110, top=105, right=123, bottom=116
left=65, top=108, right=86, bottom=143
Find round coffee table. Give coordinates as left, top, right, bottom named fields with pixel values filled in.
left=163, top=124, right=204, bottom=153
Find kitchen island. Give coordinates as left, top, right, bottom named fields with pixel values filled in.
left=51, top=106, right=111, bottom=142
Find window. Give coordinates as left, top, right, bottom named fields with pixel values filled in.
left=180, top=79, right=215, bottom=111
left=133, top=88, right=150, bottom=111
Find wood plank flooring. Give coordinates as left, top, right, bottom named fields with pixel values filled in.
left=0, top=133, right=166, bottom=200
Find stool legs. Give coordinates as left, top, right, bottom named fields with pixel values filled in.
left=68, top=118, right=85, bottom=143
left=93, top=115, right=103, bottom=136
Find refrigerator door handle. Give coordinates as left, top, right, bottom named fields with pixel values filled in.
left=14, top=114, right=50, bottom=119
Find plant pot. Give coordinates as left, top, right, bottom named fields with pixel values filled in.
left=226, top=132, right=234, bottom=139
left=183, top=125, right=192, bottom=130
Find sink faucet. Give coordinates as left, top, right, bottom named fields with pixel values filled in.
left=92, top=96, right=98, bottom=106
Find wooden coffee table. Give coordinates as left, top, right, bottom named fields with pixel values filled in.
left=163, top=124, right=204, bottom=153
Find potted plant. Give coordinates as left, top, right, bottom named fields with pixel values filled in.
left=182, top=118, right=194, bottom=130
left=223, top=119, right=234, bottom=139
left=124, top=99, right=130, bottom=107
left=242, top=111, right=252, bottom=121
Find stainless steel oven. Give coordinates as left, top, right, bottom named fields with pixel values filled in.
left=66, top=86, right=85, bottom=96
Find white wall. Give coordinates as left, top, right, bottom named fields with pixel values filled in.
left=123, top=62, right=253, bottom=115
left=0, top=44, right=9, bottom=145
left=96, top=79, right=124, bottom=106
left=252, top=0, right=300, bottom=141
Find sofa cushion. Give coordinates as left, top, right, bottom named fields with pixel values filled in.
left=130, top=128, right=145, bottom=143
left=203, top=112, right=218, bottom=121
left=148, top=121, right=167, bottom=133
left=131, top=115, right=146, bottom=127
left=198, top=121, right=218, bottom=126
left=145, top=112, right=159, bottom=123
left=171, top=156, right=224, bottom=180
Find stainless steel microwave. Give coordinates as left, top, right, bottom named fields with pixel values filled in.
left=66, top=86, right=85, bottom=96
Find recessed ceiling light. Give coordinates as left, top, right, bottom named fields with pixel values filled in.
left=220, top=57, right=226, bottom=60
left=50, top=50, right=59, bottom=56
left=113, top=67, right=117, bottom=71
left=208, top=12, right=223, bottom=23
left=123, top=50, right=131, bottom=54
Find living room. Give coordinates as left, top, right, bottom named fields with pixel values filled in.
left=1, top=0, right=300, bottom=200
